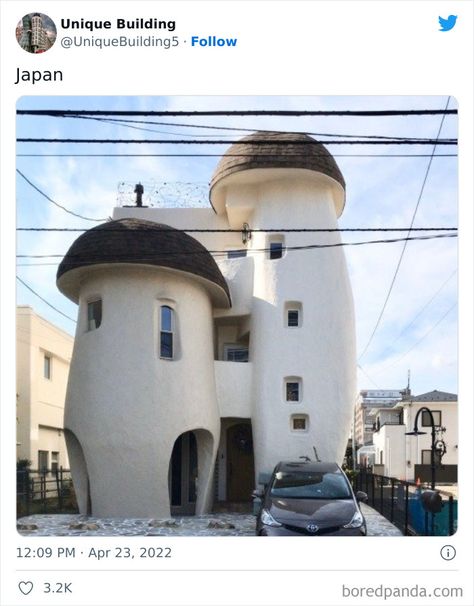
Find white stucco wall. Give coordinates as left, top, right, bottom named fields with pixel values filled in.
left=64, top=266, right=221, bottom=517
left=222, top=173, right=356, bottom=478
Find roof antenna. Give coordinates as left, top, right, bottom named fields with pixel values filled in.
left=313, top=446, right=321, bottom=462
left=134, top=182, right=144, bottom=207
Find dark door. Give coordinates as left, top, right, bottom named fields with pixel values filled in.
left=170, top=432, right=198, bottom=515
left=227, top=423, right=255, bottom=502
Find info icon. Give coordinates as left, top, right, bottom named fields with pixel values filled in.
left=16, top=13, right=57, bottom=53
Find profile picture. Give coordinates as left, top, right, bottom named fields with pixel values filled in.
left=16, top=13, right=56, bottom=54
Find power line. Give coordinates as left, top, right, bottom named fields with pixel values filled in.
left=357, top=364, right=380, bottom=389
left=62, top=116, right=457, bottom=142
left=385, top=269, right=457, bottom=350
left=16, top=276, right=76, bottom=323
left=16, top=169, right=107, bottom=222
left=17, top=153, right=458, bottom=158
left=17, top=137, right=457, bottom=145
left=16, top=109, right=458, bottom=117
left=372, top=303, right=456, bottom=374
left=357, top=96, right=452, bottom=361
left=17, top=227, right=458, bottom=233
left=16, top=233, right=457, bottom=261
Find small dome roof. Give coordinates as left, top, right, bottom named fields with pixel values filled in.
left=210, top=131, right=345, bottom=210
left=57, top=219, right=231, bottom=307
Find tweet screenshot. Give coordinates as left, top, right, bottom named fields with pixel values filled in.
left=1, top=1, right=473, bottom=605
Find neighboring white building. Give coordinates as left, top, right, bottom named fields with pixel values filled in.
left=372, top=390, right=458, bottom=483
left=354, top=389, right=404, bottom=447
left=16, top=306, right=73, bottom=471
left=57, top=132, right=357, bottom=517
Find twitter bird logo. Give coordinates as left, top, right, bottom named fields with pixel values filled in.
left=439, top=15, right=457, bottom=31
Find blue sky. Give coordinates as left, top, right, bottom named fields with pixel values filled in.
left=16, top=95, right=458, bottom=395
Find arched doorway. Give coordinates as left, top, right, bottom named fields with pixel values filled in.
left=64, top=429, right=91, bottom=515
left=169, top=431, right=198, bottom=516
left=226, top=422, right=255, bottom=502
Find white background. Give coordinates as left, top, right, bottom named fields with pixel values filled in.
left=1, top=2, right=473, bottom=605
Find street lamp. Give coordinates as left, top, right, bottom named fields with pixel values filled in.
left=405, top=406, right=437, bottom=490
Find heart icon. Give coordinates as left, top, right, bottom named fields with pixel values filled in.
left=18, top=581, right=33, bottom=595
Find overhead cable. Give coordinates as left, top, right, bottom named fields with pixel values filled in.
left=16, top=276, right=76, bottom=323
left=17, top=137, right=457, bottom=145
left=16, top=109, right=458, bottom=117
left=357, top=96, right=452, bottom=361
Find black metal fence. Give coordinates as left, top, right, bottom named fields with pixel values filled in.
left=17, top=468, right=79, bottom=517
left=353, top=471, right=456, bottom=536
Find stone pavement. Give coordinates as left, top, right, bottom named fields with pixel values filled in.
left=17, top=504, right=401, bottom=537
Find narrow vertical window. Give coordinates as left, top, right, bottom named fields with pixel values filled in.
left=288, top=310, right=299, bottom=327
left=285, top=377, right=302, bottom=402
left=38, top=450, right=49, bottom=472
left=87, top=299, right=102, bottom=331
left=284, top=301, right=302, bottom=328
left=160, top=305, right=174, bottom=359
left=51, top=451, right=59, bottom=473
left=44, top=354, right=51, bottom=379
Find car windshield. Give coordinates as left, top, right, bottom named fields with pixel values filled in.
left=270, top=470, right=352, bottom=499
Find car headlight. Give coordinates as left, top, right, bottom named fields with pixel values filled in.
left=260, top=508, right=282, bottom=527
left=343, top=510, right=364, bottom=529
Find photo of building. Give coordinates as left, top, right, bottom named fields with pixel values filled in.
left=16, top=13, right=56, bottom=54
left=15, top=96, right=458, bottom=536
left=57, top=132, right=356, bottom=517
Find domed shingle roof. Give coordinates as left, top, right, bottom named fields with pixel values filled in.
left=57, top=218, right=230, bottom=307
left=210, top=131, right=345, bottom=206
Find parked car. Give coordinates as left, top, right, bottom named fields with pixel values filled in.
left=254, top=461, right=368, bottom=536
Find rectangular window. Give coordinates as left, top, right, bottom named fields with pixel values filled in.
left=421, top=449, right=442, bottom=465
left=87, top=299, right=102, bottom=331
left=421, top=410, right=441, bottom=427
left=38, top=450, right=49, bottom=472
left=51, top=451, right=59, bottom=473
left=43, top=354, right=51, bottom=379
left=269, top=242, right=284, bottom=260
left=291, top=415, right=309, bottom=431
left=286, top=382, right=300, bottom=402
left=225, top=347, right=249, bottom=362
left=160, top=305, right=174, bottom=359
left=287, top=310, right=299, bottom=327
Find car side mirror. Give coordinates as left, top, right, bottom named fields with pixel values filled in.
left=252, top=489, right=264, bottom=499
left=356, top=491, right=368, bottom=503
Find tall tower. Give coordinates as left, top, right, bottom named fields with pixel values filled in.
left=57, top=219, right=230, bottom=517
left=210, top=132, right=356, bottom=477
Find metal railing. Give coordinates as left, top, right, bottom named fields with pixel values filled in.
left=353, top=471, right=456, bottom=536
left=17, top=468, right=79, bottom=517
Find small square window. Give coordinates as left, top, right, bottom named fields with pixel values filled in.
left=421, top=410, right=441, bottom=427
left=291, top=415, right=309, bottom=431
left=44, top=354, right=51, bottom=379
left=269, top=242, right=284, bottom=260
left=293, top=418, right=306, bottom=430
left=421, top=449, right=442, bottom=465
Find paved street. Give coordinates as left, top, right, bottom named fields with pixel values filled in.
left=17, top=504, right=402, bottom=537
